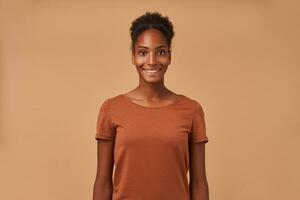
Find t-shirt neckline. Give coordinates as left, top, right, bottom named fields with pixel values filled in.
left=121, top=93, right=182, bottom=109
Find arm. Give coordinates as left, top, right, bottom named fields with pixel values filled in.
left=93, top=139, right=115, bottom=200
left=189, top=142, right=209, bottom=200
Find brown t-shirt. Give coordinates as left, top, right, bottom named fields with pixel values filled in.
left=95, top=94, right=209, bottom=200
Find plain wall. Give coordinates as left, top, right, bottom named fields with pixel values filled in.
left=0, top=0, right=299, bottom=199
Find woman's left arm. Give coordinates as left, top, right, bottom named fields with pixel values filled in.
left=189, top=142, right=209, bottom=200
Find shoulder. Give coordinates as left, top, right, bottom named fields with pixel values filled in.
left=98, top=94, right=126, bottom=111
left=179, top=94, right=203, bottom=109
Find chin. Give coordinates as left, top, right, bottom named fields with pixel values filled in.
left=143, top=76, right=164, bottom=83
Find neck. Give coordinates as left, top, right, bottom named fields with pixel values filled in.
left=135, top=78, right=171, bottom=99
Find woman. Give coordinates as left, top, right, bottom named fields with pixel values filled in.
left=93, top=11, right=209, bottom=200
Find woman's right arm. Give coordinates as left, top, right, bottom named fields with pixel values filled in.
left=93, top=139, right=115, bottom=200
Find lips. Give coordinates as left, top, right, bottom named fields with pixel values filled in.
left=143, top=68, right=162, bottom=75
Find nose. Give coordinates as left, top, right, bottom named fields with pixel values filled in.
left=147, top=51, right=157, bottom=65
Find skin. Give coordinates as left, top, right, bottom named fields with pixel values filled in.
left=127, top=28, right=177, bottom=106
left=93, top=28, right=209, bottom=200
left=189, top=142, right=209, bottom=200
left=93, top=140, right=114, bottom=200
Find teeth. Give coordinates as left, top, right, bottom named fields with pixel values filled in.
left=147, top=70, right=158, bottom=72
left=144, top=69, right=160, bottom=73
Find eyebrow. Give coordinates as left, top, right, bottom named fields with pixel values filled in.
left=137, top=45, right=168, bottom=49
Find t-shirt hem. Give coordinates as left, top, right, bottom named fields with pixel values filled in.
left=95, top=134, right=115, bottom=140
left=190, top=138, right=209, bottom=143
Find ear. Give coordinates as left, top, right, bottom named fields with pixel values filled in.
left=131, top=50, right=135, bottom=65
left=169, top=49, right=172, bottom=65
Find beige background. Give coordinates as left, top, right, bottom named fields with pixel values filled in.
left=0, top=0, right=299, bottom=199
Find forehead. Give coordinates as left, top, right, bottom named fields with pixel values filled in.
left=135, top=28, right=168, bottom=48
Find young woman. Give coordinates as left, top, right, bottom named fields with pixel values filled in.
left=93, top=11, right=209, bottom=200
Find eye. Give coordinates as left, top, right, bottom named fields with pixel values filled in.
left=138, top=50, right=147, bottom=56
left=158, top=49, right=168, bottom=56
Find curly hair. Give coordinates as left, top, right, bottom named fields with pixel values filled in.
left=129, top=11, right=175, bottom=51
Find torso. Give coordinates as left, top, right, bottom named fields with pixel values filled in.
left=95, top=93, right=209, bottom=200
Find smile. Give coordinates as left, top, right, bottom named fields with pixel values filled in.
left=143, top=68, right=162, bottom=74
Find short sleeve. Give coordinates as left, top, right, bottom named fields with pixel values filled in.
left=189, top=100, right=209, bottom=143
left=95, top=99, right=116, bottom=140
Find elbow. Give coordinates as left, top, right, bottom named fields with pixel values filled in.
left=190, top=176, right=209, bottom=190
left=94, top=176, right=113, bottom=189
left=93, top=178, right=113, bottom=200
left=189, top=181, right=209, bottom=200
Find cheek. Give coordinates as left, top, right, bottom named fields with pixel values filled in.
left=134, top=57, right=146, bottom=66
left=158, top=56, right=170, bottom=65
